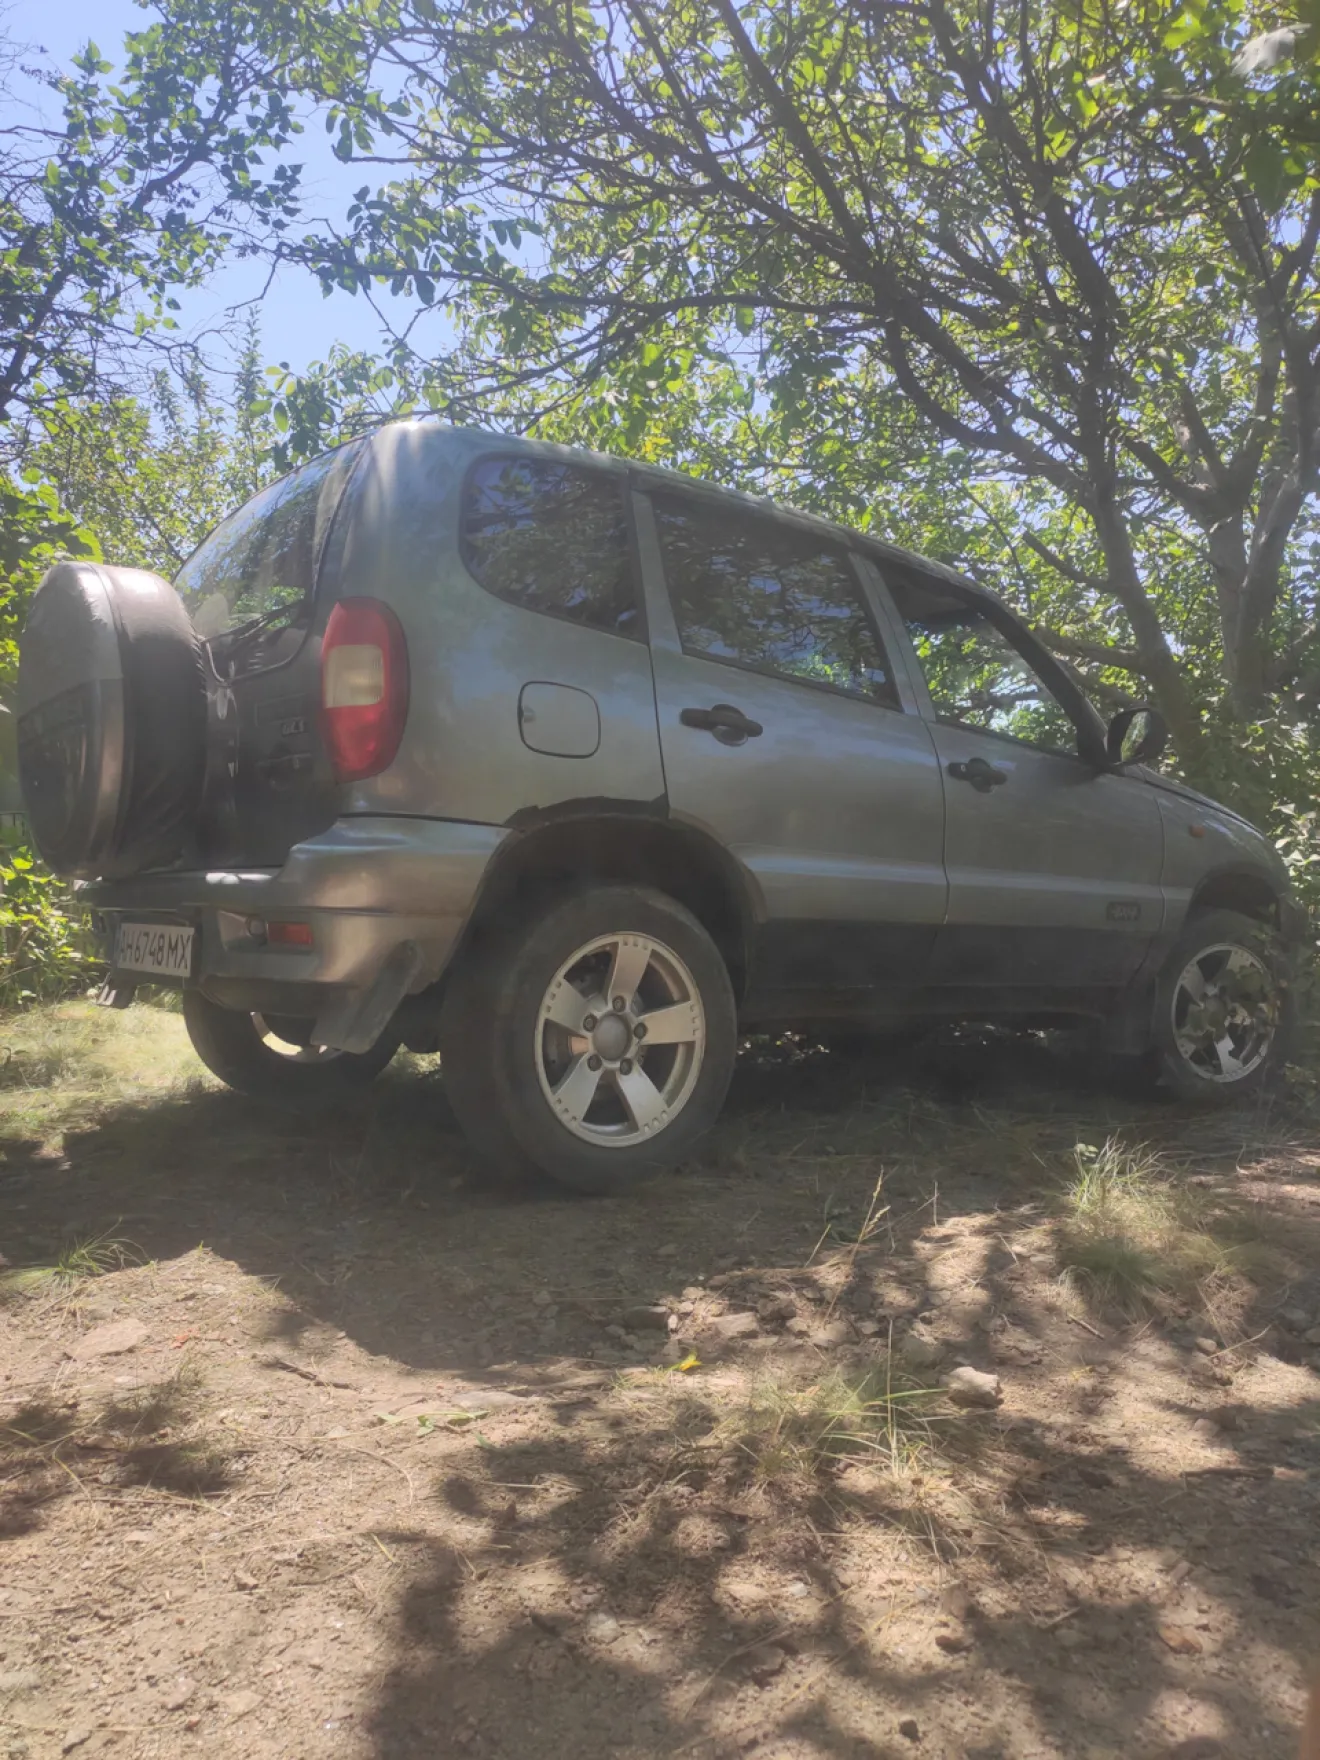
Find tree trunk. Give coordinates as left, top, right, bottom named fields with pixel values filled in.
left=1088, top=496, right=1206, bottom=771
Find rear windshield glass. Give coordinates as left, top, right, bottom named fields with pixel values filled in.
left=176, top=440, right=365, bottom=638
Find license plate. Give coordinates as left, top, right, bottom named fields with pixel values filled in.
left=115, top=922, right=195, bottom=979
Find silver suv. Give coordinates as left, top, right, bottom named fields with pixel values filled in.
left=16, top=422, right=1306, bottom=1192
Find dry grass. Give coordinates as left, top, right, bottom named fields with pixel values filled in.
left=716, top=1358, right=944, bottom=1484
left=55, top=1227, right=142, bottom=1281
left=0, top=999, right=205, bottom=1142
left=99, top=1362, right=204, bottom=1441
left=1053, top=1136, right=1276, bottom=1331
left=0, top=1363, right=233, bottom=1501
left=0, top=1264, right=56, bottom=1302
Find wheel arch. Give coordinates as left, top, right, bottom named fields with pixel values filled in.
left=453, top=806, right=757, bottom=1001
left=1104, top=866, right=1288, bottom=1058
left=1186, top=865, right=1283, bottom=930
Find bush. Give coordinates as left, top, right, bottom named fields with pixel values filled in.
left=0, top=843, right=101, bottom=1006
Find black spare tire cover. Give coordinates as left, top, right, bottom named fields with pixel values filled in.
left=17, top=562, right=207, bottom=879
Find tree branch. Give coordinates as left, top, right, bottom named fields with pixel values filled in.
left=1020, top=528, right=1106, bottom=592
left=1036, top=626, right=1143, bottom=672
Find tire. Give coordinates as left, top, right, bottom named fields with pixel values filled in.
left=183, top=990, right=400, bottom=1105
left=1151, top=908, right=1296, bottom=1105
left=17, top=562, right=206, bottom=879
left=439, top=884, right=738, bottom=1195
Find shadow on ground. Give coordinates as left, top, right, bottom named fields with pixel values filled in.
left=3, top=1023, right=1320, bottom=1757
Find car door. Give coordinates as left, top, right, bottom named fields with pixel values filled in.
left=879, top=566, right=1165, bottom=992
left=632, top=487, right=947, bottom=1008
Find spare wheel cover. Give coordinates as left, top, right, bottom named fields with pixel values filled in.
left=17, top=562, right=207, bottom=879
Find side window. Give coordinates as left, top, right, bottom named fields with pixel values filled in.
left=461, top=456, right=639, bottom=637
left=653, top=495, right=900, bottom=707
left=888, top=574, right=1079, bottom=756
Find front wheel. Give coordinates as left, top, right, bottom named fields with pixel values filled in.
left=1151, top=908, right=1296, bottom=1105
left=439, top=885, right=738, bottom=1194
left=182, top=990, right=400, bottom=1104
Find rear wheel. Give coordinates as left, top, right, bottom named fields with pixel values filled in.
left=1152, top=908, right=1295, bottom=1104
left=439, top=885, right=737, bottom=1194
left=183, top=990, right=400, bottom=1104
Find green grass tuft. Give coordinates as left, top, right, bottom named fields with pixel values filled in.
left=1054, top=1136, right=1272, bottom=1326
left=54, top=1228, right=142, bottom=1283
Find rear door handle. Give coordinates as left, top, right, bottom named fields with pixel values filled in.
left=680, top=703, right=764, bottom=743
left=948, top=757, right=1007, bottom=793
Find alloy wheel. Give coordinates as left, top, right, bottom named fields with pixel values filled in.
left=1170, top=943, right=1281, bottom=1085
left=534, top=932, right=706, bottom=1145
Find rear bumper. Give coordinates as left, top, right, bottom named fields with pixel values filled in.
left=81, top=815, right=506, bottom=1047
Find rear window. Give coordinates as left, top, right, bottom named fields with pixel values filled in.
left=176, top=440, right=365, bottom=639
left=461, top=455, right=639, bottom=637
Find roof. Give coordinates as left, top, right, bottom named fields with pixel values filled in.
left=372, top=417, right=989, bottom=600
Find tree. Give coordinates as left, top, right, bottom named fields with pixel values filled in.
left=0, top=2, right=349, bottom=682
left=31, top=333, right=275, bottom=585
left=0, top=5, right=320, bottom=449
left=276, top=0, right=1320, bottom=804
left=0, top=479, right=98, bottom=692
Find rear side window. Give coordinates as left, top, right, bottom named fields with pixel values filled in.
left=462, top=456, right=639, bottom=637
left=176, top=440, right=364, bottom=639
left=653, top=495, right=899, bottom=706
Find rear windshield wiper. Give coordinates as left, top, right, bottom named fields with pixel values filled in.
left=205, top=602, right=309, bottom=660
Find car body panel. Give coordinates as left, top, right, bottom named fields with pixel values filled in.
left=866, top=560, right=1168, bottom=990
left=335, top=425, right=665, bottom=829
left=632, top=490, right=948, bottom=992
left=74, top=420, right=1297, bottom=1047
left=1154, top=786, right=1292, bottom=930
left=919, top=725, right=1165, bottom=987
left=81, top=814, right=507, bottom=1048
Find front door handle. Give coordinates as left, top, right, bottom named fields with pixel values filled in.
left=948, top=757, right=1007, bottom=793
left=680, top=703, right=764, bottom=744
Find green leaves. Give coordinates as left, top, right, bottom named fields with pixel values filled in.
left=1, top=3, right=313, bottom=438
left=0, top=843, right=99, bottom=1006
left=3, top=0, right=1318, bottom=828
left=275, top=0, right=1312, bottom=786
left=0, top=479, right=100, bottom=692
left=1240, top=133, right=1297, bottom=207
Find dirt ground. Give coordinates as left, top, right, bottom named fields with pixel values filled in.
left=2, top=1002, right=1320, bottom=1760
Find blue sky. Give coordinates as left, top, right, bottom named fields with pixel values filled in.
left=17, top=0, right=421, bottom=376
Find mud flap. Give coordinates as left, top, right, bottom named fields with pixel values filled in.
left=310, top=940, right=423, bottom=1054
left=96, top=978, right=137, bottom=1010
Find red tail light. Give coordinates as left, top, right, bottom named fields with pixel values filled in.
left=267, top=921, right=314, bottom=948
left=320, top=598, right=409, bottom=782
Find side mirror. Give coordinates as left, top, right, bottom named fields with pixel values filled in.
left=1105, top=705, right=1168, bottom=768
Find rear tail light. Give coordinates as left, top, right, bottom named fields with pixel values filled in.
left=320, top=598, right=409, bottom=782
left=267, top=921, right=313, bottom=948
